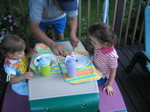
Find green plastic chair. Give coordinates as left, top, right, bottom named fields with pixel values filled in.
left=126, top=6, right=150, bottom=73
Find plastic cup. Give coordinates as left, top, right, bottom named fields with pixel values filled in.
left=65, top=58, right=76, bottom=78
left=39, top=56, right=51, bottom=76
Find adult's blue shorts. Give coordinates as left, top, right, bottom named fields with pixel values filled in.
left=39, top=16, right=66, bottom=34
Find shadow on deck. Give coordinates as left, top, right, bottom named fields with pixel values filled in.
left=0, top=45, right=150, bottom=112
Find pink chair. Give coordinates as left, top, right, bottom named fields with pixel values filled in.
left=98, top=81, right=127, bottom=112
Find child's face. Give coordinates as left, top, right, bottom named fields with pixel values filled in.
left=90, top=36, right=106, bottom=49
left=8, top=51, right=25, bottom=59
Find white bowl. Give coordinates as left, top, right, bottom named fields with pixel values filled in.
left=34, top=54, right=59, bottom=67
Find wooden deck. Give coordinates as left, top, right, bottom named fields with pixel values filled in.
left=0, top=45, right=150, bottom=112
left=116, top=45, right=150, bottom=112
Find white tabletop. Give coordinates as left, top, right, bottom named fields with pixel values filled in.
left=28, top=41, right=99, bottom=101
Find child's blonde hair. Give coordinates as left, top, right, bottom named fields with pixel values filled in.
left=0, top=35, right=26, bottom=57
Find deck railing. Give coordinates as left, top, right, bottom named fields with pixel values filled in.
left=0, top=0, right=150, bottom=51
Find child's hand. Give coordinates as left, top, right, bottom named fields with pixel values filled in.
left=103, top=85, right=115, bottom=96
left=22, top=71, right=34, bottom=80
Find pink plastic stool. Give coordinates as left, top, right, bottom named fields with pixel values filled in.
left=98, top=81, right=127, bottom=112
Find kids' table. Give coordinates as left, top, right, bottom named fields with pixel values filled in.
left=28, top=40, right=101, bottom=112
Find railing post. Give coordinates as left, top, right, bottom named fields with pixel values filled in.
left=78, top=0, right=82, bottom=40
left=86, top=0, right=91, bottom=51
left=114, top=0, right=126, bottom=48
left=95, top=0, right=100, bottom=22
left=7, top=0, right=16, bottom=18
left=18, top=0, right=30, bottom=52
left=0, top=0, right=4, bottom=14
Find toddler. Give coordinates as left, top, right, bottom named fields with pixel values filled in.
left=0, top=35, right=35, bottom=96
left=88, top=22, right=119, bottom=96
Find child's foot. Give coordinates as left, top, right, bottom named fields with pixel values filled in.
left=97, top=77, right=107, bottom=86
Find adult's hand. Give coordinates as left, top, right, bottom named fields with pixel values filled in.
left=70, top=36, right=79, bottom=49
left=68, top=17, right=79, bottom=49
left=50, top=41, right=65, bottom=56
left=29, top=20, right=65, bottom=56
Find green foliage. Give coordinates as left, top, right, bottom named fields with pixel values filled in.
left=0, top=0, right=35, bottom=46
left=121, top=0, right=147, bottom=45
left=0, top=14, right=18, bottom=36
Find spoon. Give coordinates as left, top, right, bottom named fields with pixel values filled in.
left=71, top=48, right=75, bottom=56
left=63, top=55, right=78, bottom=62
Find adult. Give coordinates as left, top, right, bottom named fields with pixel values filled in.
left=28, top=0, right=79, bottom=56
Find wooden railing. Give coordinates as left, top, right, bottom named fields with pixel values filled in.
left=0, top=0, right=150, bottom=51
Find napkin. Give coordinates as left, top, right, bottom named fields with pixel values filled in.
left=59, top=49, right=103, bottom=84
left=29, top=43, right=61, bottom=74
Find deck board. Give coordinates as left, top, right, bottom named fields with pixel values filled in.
left=116, top=62, right=137, bottom=112
left=117, top=46, right=150, bottom=111
left=121, top=47, right=150, bottom=97
left=117, top=50, right=149, bottom=111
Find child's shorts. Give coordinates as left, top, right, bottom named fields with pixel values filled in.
left=97, top=77, right=107, bottom=86
left=12, top=81, right=28, bottom=96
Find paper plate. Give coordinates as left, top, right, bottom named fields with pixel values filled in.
left=34, top=54, right=59, bottom=67
left=65, top=54, right=90, bottom=68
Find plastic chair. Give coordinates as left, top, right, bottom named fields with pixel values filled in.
left=126, top=6, right=150, bottom=73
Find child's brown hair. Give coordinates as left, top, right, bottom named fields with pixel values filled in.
left=0, top=35, right=26, bottom=57
left=88, top=22, right=117, bottom=46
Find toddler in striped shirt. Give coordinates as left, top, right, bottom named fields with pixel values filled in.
left=88, top=22, right=119, bottom=96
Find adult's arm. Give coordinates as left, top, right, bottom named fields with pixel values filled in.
left=29, top=20, right=65, bottom=56
left=68, top=17, right=79, bottom=49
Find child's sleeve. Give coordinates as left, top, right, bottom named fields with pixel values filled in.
left=4, top=66, right=16, bottom=82
left=109, top=57, right=118, bottom=68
